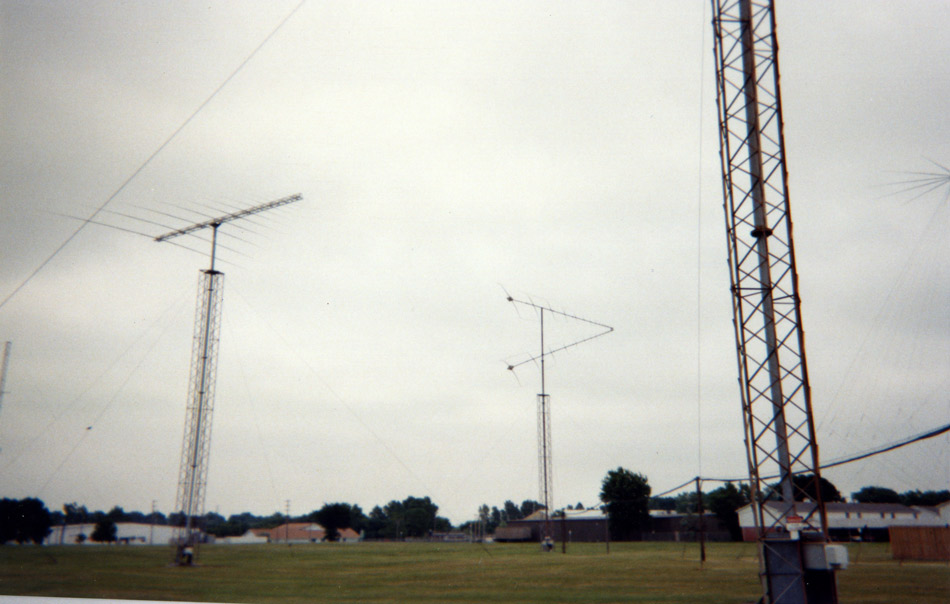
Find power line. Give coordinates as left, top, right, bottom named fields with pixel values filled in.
left=0, top=0, right=307, bottom=312
left=653, top=422, right=950, bottom=496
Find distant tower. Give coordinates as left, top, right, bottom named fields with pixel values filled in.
left=506, top=296, right=612, bottom=550
left=0, top=341, right=11, bottom=452
left=156, top=194, right=302, bottom=565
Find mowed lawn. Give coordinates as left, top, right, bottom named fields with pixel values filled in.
left=1, top=542, right=947, bottom=603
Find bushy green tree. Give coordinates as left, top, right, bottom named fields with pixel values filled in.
left=649, top=496, right=676, bottom=511
left=204, top=512, right=247, bottom=538
left=675, top=492, right=700, bottom=514
left=600, top=467, right=651, bottom=541
left=372, top=496, right=450, bottom=538
left=768, top=474, right=843, bottom=503
left=503, top=500, right=523, bottom=523
left=313, top=503, right=357, bottom=541
left=900, top=489, right=950, bottom=507
left=401, top=496, right=440, bottom=537
left=63, top=502, right=88, bottom=524
left=364, top=506, right=388, bottom=539
left=107, top=506, right=126, bottom=522
left=852, top=486, right=901, bottom=504
left=91, top=518, right=117, bottom=543
left=706, top=482, right=749, bottom=541
left=520, top=500, right=542, bottom=518
left=0, top=498, right=52, bottom=544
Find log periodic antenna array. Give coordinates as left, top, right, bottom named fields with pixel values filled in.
left=155, top=193, right=302, bottom=565
left=506, top=295, right=612, bottom=551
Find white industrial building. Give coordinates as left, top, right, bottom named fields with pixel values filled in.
left=44, top=523, right=187, bottom=546
left=215, top=530, right=269, bottom=545
left=738, top=501, right=949, bottom=542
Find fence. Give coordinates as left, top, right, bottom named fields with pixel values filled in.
left=889, top=526, right=950, bottom=561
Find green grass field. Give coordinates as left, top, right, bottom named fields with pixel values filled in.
left=1, top=542, right=947, bottom=603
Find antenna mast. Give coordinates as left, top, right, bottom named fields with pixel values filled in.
left=157, top=193, right=302, bottom=565
left=0, top=341, right=11, bottom=452
left=711, top=2, right=838, bottom=602
left=506, top=296, right=612, bottom=551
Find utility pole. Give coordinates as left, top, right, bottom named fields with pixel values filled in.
left=157, top=193, right=302, bottom=565
left=285, top=499, right=291, bottom=546
left=150, top=500, right=156, bottom=545
left=696, top=477, right=706, bottom=565
left=710, top=2, right=842, bottom=602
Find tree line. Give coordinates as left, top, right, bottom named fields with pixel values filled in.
left=0, top=495, right=455, bottom=545
left=460, top=500, right=544, bottom=536
left=2, top=478, right=947, bottom=545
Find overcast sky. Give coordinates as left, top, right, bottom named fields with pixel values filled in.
left=0, top=1, right=947, bottom=525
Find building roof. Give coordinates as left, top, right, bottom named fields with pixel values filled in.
left=519, top=508, right=606, bottom=522
left=265, top=522, right=326, bottom=542
left=258, top=523, right=360, bottom=542
left=494, top=526, right=532, bottom=541
left=827, top=502, right=918, bottom=514
left=739, top=501, right=931, bottom=515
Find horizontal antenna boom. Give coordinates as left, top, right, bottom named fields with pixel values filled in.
left=155, top=194, right=302, bottom=242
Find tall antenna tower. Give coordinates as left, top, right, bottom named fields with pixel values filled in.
left=0, top=341, right=11, bottom=452
left=710, top=2, right=839, bottom=602
left=506, top=296, right=612, bottom=550
left=156, top=193, right=302, bottom=565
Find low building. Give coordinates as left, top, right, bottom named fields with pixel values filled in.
left=215, top=530, right=269, bottom=545
left=44, top=523, right=183, bottom=546
left=338, top=528, right=362, bottom=543
left=498, top=508, right=730, bottom=543
left=261, top=522, right=326, bottom=543
left=498, top=509, right=606, bottom=543
left=737, top=501, right=946, bottom=542
left=257, top=523, right=362, bottom=544
left=493, top=526, right=532, bottom=542
left=426, top=531, right=469, bottom=543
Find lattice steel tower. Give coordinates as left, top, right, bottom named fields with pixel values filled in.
left=711, top=2, right=840, bottom=602
left=156, top=194, right=302, bottom=565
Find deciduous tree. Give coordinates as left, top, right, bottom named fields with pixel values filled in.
left=706, top=482, right=749, bottom=541
left=0, top=498, right=52, bottom=544
left=768, top=474, right=843, bottom=503
left=503, top=500, right=522, bottom=523
left=91, top=518, right=117, bottom=543
left=313, top=503, right=355, bottom=542
left=852, top=486, right=901, bottom=504
left=900, top=489, right=950, bottom=507
left=600, top=467, right=651, bottom=541
left=520, top=500, right=542, bottom=518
